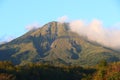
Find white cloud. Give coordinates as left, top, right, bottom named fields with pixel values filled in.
left=112, top=22, right=120, bottom=29
left=0, top=42, right=6, bottom=45
left=6, top=36, right=15, bottom=42
left=57, top=16, right=68, bottom=23
left=25, top=23, right=40, bottom=31
left=0, top=36, right=15, bottom=44
left=69, top=19, right=120, bottom=49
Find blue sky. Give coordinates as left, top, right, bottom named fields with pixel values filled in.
left=0, top=0, right=120, bottom=42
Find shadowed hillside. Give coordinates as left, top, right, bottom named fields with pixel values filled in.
left=0, top=21, right=120, bottom=66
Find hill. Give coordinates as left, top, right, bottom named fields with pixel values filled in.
left=0, top=21, right=120, bottom=66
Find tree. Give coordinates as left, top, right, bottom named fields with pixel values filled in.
left=0, top=73, right=16, bottom=80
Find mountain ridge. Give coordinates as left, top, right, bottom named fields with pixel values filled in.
left=0, top=21, right=120, bottom=66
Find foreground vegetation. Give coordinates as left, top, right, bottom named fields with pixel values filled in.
left=1, top=22, right=120, bottom=66
left=0, top=60, right=120, bottom=80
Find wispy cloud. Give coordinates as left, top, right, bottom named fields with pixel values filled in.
left=25, top=23, right=40, bottom=31
left=6, top=36, right=15, bottom=42
left=57, top=16, right=68, bottom=23
left=0, top=35, right=15, bottom=44
left=69, top=19, right=120, bottom=49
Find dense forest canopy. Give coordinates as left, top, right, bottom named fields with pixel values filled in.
left=0, top=60, right=120, bottom=80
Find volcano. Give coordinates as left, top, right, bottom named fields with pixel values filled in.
left=0, top=21, right=120, bottom=66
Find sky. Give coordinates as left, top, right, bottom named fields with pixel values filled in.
left=0, top=0, right=120, bottom=42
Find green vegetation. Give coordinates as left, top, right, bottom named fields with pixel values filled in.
left=0, top=61, right=120, bottom=80
left=0, top=21, right=120, bottom=66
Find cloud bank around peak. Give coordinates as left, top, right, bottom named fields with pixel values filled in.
left=69, top=19, right=120, bottom=49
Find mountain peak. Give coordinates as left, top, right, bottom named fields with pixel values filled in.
left=31, top=21, right=69, bottom=37
left=0, top=21, right=120, bottom=66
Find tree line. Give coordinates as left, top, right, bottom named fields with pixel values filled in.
left=0, top=60, right=120, bottom=80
